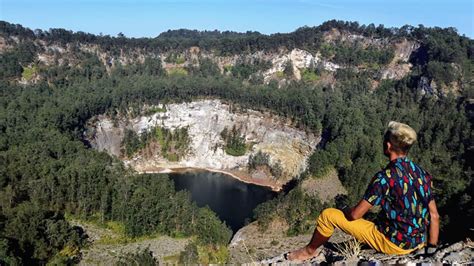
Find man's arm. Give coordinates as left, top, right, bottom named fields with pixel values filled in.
left=343, top=200, right=372, bottom=221
left=428, top=200, right=439, bottom=245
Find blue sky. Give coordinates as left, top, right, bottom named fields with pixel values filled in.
left=1, top=0, right=473, bottom=38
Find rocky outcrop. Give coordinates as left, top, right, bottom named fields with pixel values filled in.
left=229, top=218, right=474, bottom=265
left=261, top=49, right=340, bottom=83
left=380, top=39, right=420, bottom=80
left=323, top=28, right=389, bottom=48
left=89, top=118, right=124, bottom=157
left=87, top=100, right=320, bottom=189
left=260, top=239, right=474, bottom=265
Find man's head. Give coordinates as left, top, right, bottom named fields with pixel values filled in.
left=383, top=121, right=417, bottom=157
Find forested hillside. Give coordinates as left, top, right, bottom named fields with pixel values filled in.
left=0, top=20, right=472, bottom=264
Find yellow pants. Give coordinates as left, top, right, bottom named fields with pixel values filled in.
left=316, top=208, right=417, bottom=255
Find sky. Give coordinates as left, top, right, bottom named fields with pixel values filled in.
left=1, top=0, right=473, bottom=38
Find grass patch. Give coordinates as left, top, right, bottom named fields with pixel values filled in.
left=223, top=65, right=233, bottom=73
left=22, top=65, right=38, bottom=80
left=301, top=68, right=319, bottom=82
left=197, top=245, right=229, bottom=264
left=175, top=55, right=186, bottom=64
left=143, top=105, right=167, bottom=116
left=334, top=236, right=361, bottom=260
left=163, top=254, right=180, bottom=263
left=167, top=67, right=188, bottom=77
left=65, top=213, right=163, bottom=245
left=148, top=105, right=166, bottom=113
left=275, top=71, right=285, bottom=78
left=166, top=153, right=179, bottom=162
left=58, top=245, right=80, bottom=257
left=105, top=221, right=126, bottom=235
left=225, top=146, right=246, bottom=156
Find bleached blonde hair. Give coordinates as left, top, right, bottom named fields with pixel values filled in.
left=384, top=121, right=417, bottom=153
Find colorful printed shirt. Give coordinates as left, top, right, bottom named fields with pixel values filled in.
left=363, top=157, right=434, bottom=250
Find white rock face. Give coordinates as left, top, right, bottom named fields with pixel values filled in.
left=380, top=39, right=420, bottom=80
left=91, top=119, right=124, bottom=157
left=88, top=100, right=320, bottom=181
left=263, top=49, right=340, bottom=82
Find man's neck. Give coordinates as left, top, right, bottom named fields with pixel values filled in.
left=389, top=153, right=407, bottom=162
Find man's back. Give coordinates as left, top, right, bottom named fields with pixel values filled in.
left=287, top=122, right=439, bottom=261
left=364, top=157, right=434, bottom=249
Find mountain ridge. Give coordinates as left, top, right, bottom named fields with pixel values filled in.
left=2, top=20, right=471, bottom=97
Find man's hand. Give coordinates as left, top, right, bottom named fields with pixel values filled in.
left=343, top=200, right=372, bottom=221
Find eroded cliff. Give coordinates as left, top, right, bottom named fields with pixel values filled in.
left=87, top=99, right=320, bottom=190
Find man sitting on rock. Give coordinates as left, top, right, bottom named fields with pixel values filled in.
left=288, top=121, right=440, bottom=261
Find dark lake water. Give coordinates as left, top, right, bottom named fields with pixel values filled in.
left=168, top=171, right=278, bottom=233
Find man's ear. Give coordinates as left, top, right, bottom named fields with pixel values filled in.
left=386, top=141, right=392, bottom=151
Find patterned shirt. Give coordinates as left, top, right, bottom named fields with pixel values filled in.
left=363, top=157, right=434, bottom=250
